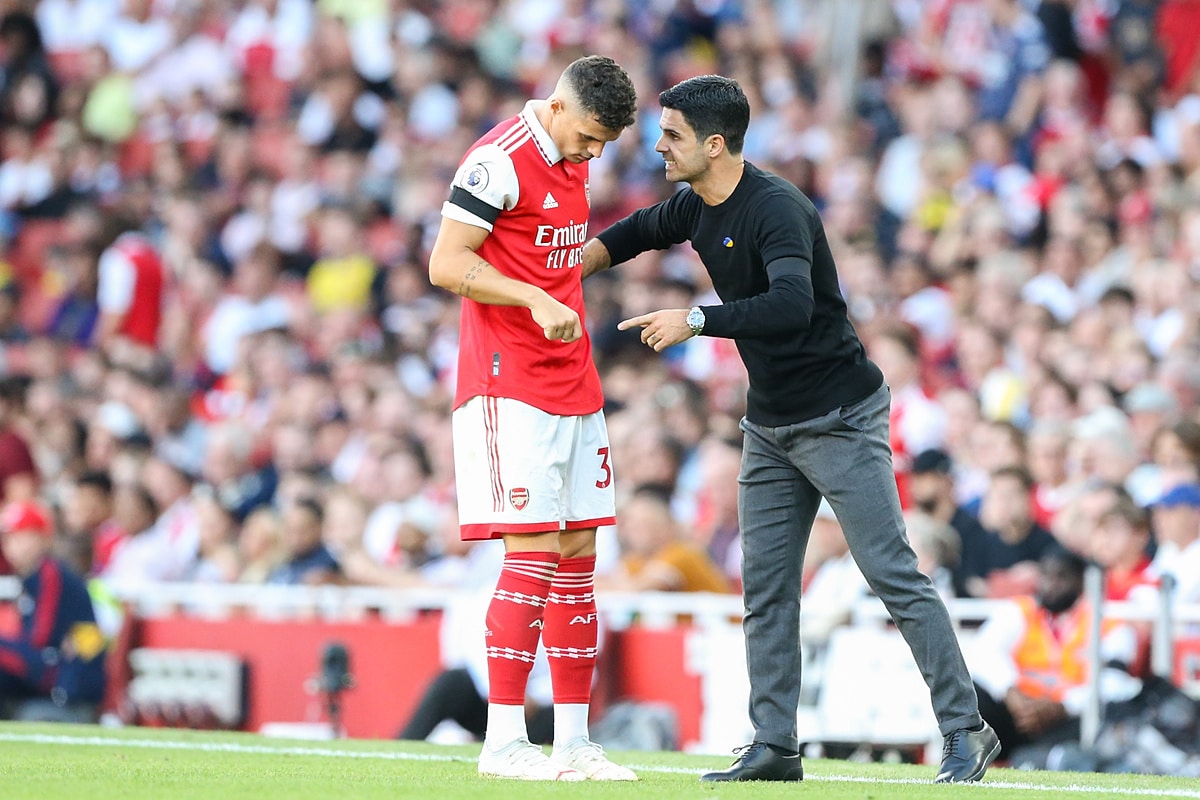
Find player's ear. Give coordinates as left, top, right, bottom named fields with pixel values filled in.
left=707, top=134, right=725, bottom=158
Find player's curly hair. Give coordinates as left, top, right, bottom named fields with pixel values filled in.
left=562, top=55, right=638, bottom=132
left=659, top=75, right=750, bottom=155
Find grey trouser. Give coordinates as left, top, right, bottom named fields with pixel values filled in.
left=738, top=383, right=981, bottom=751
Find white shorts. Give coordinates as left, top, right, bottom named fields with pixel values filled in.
left=452, top=396, right=616, bottom=540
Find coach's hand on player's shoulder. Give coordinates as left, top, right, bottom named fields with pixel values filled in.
left=618, top=309, right=693, bottom=352
left=530, top=294, right=584, bottom=342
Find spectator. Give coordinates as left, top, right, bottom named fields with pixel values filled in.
left=138, top=455, right=200, bottom=580
left=1148, top=483, right=1200, bottom=608
left=0, top=11, right=59, bottom=130
left=84, top=401, right=142, bottom=474
left=969, top=420, right=1028, bottom=500
left=905, top=510, right=962, bottom=602
left=1144, top=420, right=1200, bottom=498
left=201, top=242, right=292, bottom=376
left=868, top=323, right=946, bottom=507
left=45, top=243, right=101, bottom=347
left=1025, top=419, right=1072, bottom=530
left=968, top=546, right=1141, bottom=757
left=0, top=127, right=55, bottom=217
left=59, top=469, right=117, bottom=576
left=1051, top=478, right=1121, bottom=558
left=148, top=383, right=208, bottom=480
left=1092, top=492, right=1156, bottom=603
left=0, top=500, right=106, bottom=718
left=975, top=0, right=1051, bottom=136
left=1071, top=406, right=1145, bottom=502
left=97, top=481, right=160, bottom=588
left=611, top=427, right=684, bottom=509
left=359, top=443, right=440, bottom=571
left=799, top=500, right=869, bottom=642
left=0, top=277, right=27, bottom=346
left=1122, top=382, right=1181, bottom=465
left=266, top=496, right=338, bottom=586
left=105, top=0, right=172, bottom=74
left=688, top=436, right=742, bottom=585
left=306, top=203, right=376, bottom=316
left=908, top=448, right=992, bottom=598
left=35, top=0, right=117, bottom=56
left=969, top=466, right=1058, bottom=598
left=0, top=377, right=38, bottom=509
left=236, top=505, right=286, bottom=584
left=200, top=421, right=275, bottom=522
left=95, top=218, right=166, bottom=367
left=1092, top=491, right=1157, bottom=674
left=599, top=486, right=730, bottom=594
left=186, top=488, right=241, bottom=583
left=321, top=486, right=412, bottom=587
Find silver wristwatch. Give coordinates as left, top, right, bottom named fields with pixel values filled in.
left=686, top=306, right=705, bottom=336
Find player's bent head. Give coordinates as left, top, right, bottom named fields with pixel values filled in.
left=659, top=75, right=750, bottom=156
left=560, top=55, right=638, bottom=133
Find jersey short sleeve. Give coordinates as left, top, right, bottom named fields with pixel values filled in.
left=97, top=247, right=136, bottom=313
left=440, top=143, right=521, bottom=232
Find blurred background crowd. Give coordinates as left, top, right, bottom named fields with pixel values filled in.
left=0, top=0, right=1199, bottom=620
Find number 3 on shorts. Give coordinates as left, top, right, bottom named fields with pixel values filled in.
left=596, top=446, right=612, bottom=489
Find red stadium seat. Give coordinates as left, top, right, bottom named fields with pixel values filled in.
left=7, top=219, right=66, bottom=284
left=242, top=43, right=293, bottom=121
left=250, top=121, right=290, bottom=178
left=118, top=132, right=157, bottom=179
left=47, top=50, right=86, bottom=85
left=246, top=75, right=293, bottom=122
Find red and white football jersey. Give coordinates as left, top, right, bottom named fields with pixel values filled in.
left=441, top=101, right=602, bottom=417
left=97, top=233, right=165, bottom=348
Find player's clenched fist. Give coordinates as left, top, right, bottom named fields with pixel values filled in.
left=531, top=296, right=583, bottom=342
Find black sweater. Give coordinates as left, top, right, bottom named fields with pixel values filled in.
left=597, top=162, right=882, bottom=426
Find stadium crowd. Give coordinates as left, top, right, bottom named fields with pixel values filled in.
left=0, top=0, right=1199, bottom=627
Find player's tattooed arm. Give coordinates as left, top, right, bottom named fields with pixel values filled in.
left=457, top=259, right=489, bottom=298
left=430, top=218, right=556, bottom=314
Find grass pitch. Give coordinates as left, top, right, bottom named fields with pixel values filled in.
left=0, top=722, right=1197, bottom=800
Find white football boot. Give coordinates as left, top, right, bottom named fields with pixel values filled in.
left=478, top=737, right=587, bottom=781
left=550, top=737, right=638, bottom=781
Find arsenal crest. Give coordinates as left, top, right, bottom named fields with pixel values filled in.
left=509, top=487, right=529, bottom=510
left=584, top=178, right=591, bottom=207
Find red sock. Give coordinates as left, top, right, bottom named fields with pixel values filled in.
left=485, top=551, right=560, bottom=705
left=542, top=555, right=597, bottom=704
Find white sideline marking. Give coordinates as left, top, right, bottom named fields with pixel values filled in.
left=815, top=774, right=1200, bottom=798
left=1, top=733, right=1198, bottom=798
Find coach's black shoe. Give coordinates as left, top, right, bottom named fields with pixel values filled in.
left=935, top=721, right=1000, bottom=783
left=699, top=741, right=803, bottom=782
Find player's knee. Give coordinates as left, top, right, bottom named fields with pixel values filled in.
left=558, top=528, right=597, bottom=558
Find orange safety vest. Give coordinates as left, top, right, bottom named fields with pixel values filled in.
left=1011, top=596, right=1118, bottom=702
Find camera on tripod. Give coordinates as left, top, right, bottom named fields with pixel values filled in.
left=307, top=642, right=354, bottom=737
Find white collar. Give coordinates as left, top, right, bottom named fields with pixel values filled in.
left=520, top=100, right=563, bottom=165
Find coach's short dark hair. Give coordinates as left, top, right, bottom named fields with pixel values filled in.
left=659, top=75, right=750, bottom=156
left=562, top=55, right=637, bottom=132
